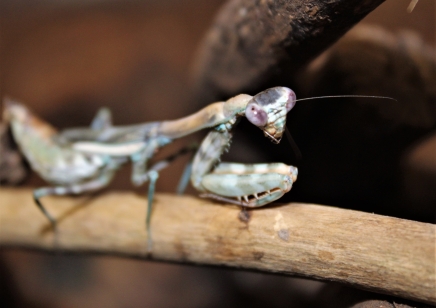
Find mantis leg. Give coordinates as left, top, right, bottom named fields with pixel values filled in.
left=145, top=144, right=197, bottom=195
left=59, top=107, right=113, bottom=142
left=145, top=170, right=158, bottom=253
left=190, top=129, right=232, bottom=192
left=176, top=159, right=193, bottom=195
left=130, top=142, right=158, bottom=186
left=174, top=143, right=198, bottom=195
left=191, top=128, right=297, bottom=207
left=33, top=168, right=116, bottom=227
left=200, top=165, right=296, bottom=207
left=90, top=107, right=112, bottom=130
left=131, top=144, right=197, bottom=252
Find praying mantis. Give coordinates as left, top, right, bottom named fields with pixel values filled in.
left=3, top=87, right=298, bottom=249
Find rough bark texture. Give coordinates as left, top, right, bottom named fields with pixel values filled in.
left=192, top=0, right=386, bottom=101
left=351, top=300, right=426, bottom=308
left=0, top=188, right=434, bottom=305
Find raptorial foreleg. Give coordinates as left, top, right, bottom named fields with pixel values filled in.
left=190, top=123, right=297, bottom=207
left=199, top=163, right=297, bottom=207
left=190, top=128, right=233, bottom=192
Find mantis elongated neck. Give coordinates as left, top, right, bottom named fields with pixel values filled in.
left=157, top=94, right=252, bottom=139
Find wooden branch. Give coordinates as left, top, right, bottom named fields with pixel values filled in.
left=192, top=0, right=386, bottom=100
left=0, top=188, right=434, bottom=305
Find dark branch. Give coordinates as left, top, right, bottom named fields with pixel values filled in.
left=192, top=0, right=386, bottom=101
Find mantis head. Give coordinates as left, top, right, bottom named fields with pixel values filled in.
left=245, top=87, right=296, bottom=144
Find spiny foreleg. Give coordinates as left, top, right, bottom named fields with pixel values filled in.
left=190, top=124, right=234, bottom=192
left=200, top=166, right=296, bottom=207
left=191, top=124, right=297, bottom=207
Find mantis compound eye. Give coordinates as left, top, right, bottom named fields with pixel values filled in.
left=286, top=89, right=296, bottom=112
left=245, top=103, right=268, bottom=127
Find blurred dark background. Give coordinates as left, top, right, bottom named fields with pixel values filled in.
left=1, top=0, right=435, bottom=307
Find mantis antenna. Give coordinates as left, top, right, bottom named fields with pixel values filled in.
left=295, top=95, right=397, bottom=103
left=284, top=94, right=397, bottom=159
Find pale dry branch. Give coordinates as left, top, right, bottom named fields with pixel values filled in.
left=0, top=188, right=434, bottom=304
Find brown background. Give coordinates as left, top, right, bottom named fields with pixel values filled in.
left=1, top=0, right=435, bottom=307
